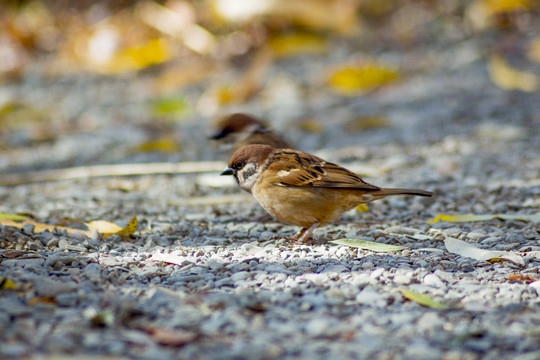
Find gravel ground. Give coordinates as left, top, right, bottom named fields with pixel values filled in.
left=1, top=30, right=540, bottom=360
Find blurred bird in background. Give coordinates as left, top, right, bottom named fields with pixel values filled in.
left=210, top=113, right=291, bottom=155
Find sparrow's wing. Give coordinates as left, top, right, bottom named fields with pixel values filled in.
left=269, top=149, right=380, bottom=191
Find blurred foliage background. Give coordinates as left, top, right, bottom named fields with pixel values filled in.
left=0, top=0, right=538, bottom=169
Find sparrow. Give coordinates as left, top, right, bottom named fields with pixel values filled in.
left=210, top=113, right=291, bottom=154
left=221, top=144, right=433, bottom=243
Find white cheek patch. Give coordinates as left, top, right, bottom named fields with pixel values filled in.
left=238, top=163, right=261, bottom=192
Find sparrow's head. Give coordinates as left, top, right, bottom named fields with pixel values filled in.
left=210, top=113, right=268, bottom=141
left=220, top=144, right=275, bottom=192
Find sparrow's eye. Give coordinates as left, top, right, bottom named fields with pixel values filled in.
left=233, top=161, right=245, bottom=170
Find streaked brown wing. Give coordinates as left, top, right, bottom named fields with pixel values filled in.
left=268, top=149, right=380, bottom=191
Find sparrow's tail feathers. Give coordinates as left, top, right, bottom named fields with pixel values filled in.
left=375, top=188, right=433, bottom=197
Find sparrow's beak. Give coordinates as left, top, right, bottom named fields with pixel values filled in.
left=209, top=130, right=225, bottom=140
left=220, top=167, right=234, bottom=176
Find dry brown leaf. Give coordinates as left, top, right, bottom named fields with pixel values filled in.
left=508, top=274, right=537, bottom=282
left=149, top=328, right=197, bottom=346
left=28, top=296, right=57, bottom=306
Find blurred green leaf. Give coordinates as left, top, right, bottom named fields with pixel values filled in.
left=400, top=289, right=449, bottom=309
left=150, top=97, right=189, bottom=118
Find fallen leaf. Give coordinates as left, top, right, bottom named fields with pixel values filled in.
left=87, top=216, right=137, bottom=238
left=344, top=115, right=391, bottom=132
left=427, top=212, right=540, bottom=224
left=328, top=63, right=399, bottom=96
left=93, top=38, right=172, bottom=74
left=27, top=296, right=57, bottom=306
left=528, top=37, right=540, bottom=62
left=508, top=274, right=536, bottom=282
left=150, top=96, right=189, bottom=118
left=488, top=55, right=537, bottom=92
left=466, top=0, right=533, bottom=30
left=133, top=137, right=180, bottom=154
left=444, top=237, right=525, bottom=266
left=355, top=204, right=369, bottom=213
left=269, top=32, right=327, bottom=58
left=0, top=213, right=29, bottom=221
left=0, top=219, right=91, bottom=237
left=0, top=278, right=18, bottom=290
left=331, top=239, right=404, bottom=253
left=149, top=328, right=197, bottom=346
left=399, top=289, right=449, bottom=309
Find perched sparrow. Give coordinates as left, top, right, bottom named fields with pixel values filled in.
left=210, top=113, right=291, bottom=154
left=221, top=144, right=433, bottom=243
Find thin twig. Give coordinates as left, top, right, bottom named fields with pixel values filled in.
left=0, top=161, right=225, bottom=186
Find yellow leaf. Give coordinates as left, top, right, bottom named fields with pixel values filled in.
left=483, top=0, right=531, bottom=14
left=0, top=213, right=28, bottom=221
left=0, top=219, right=91, bottom=237
left=133, top=137, right=180, bottom=154
left=427, top=212, right=540, bottom=224
left=269, top=33, right=327, bottom=58
left=400, top=289, right=449, bottom=309
left=328, top=63, right=399, bottom=96
left=355, top=204, right=369, bottom=213
left=0, top=278, right=18, bottom=290
left=87, top=216, right=137, bottom=238
left=488, top=55, right=537, bottom=92
left=116, top=216, right=138, bottom=236
left=97, top=38, right=172, bottom=74
left=466, top=0, right=532, bottom=30
left=528, top=37, right=540, bottom=62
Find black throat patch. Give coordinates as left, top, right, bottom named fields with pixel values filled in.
left=241, top=165, right=257, bottom=182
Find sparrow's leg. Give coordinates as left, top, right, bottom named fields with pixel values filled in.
left=298, top=222, right=320, bottom=243
left=291, top=227, right=308, bottom=240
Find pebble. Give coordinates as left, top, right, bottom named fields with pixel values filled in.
left=423, top=274, right=445, bottom=287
